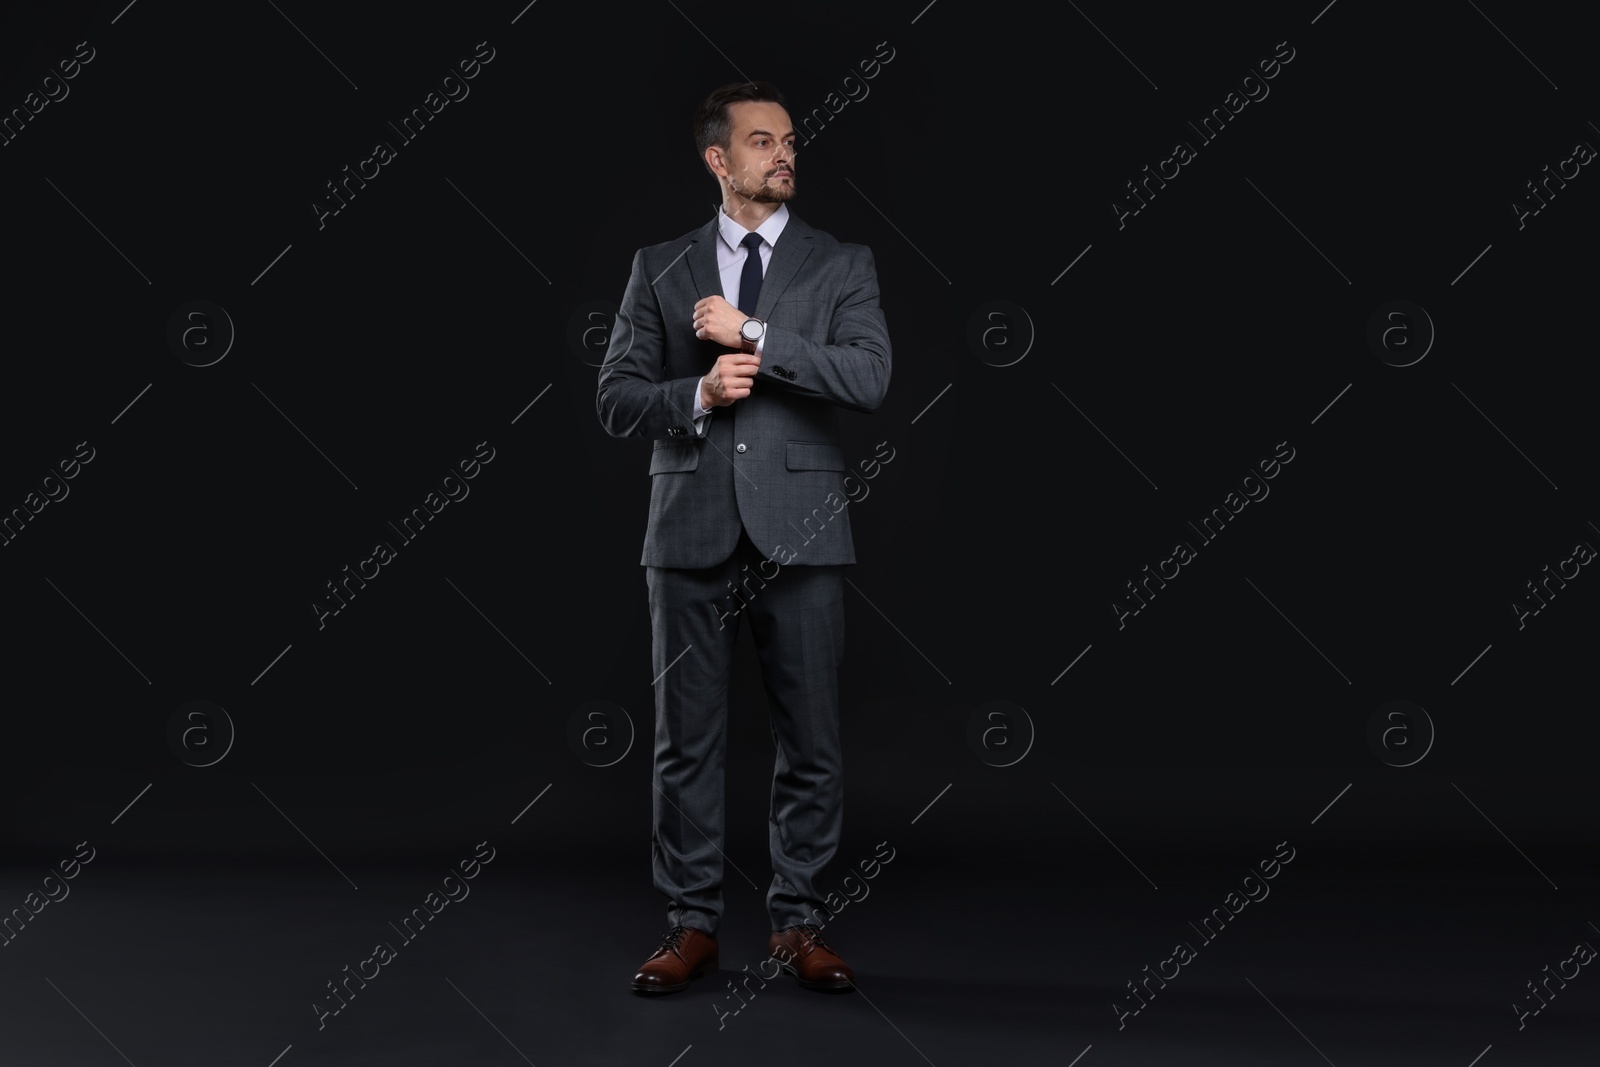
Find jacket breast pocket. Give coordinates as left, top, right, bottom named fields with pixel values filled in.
left=650, top=441, right=701, bottom=474
left=785, top=442, right=845, bottom=471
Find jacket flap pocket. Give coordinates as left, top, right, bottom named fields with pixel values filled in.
left=785, top=441, right=845, bottom=471
left=650, top=442, right=702, bottom=474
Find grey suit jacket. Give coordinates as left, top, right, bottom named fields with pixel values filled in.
left=596, top=211, right=891, bottom=569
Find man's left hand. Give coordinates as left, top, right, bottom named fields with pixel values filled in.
left=693, top=295, right=748, bottom=348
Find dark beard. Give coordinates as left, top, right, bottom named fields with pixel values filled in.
left=734, top=171, right=795, bottom=203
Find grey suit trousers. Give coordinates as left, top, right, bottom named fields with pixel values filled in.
left=647, top=526, right=845, bottom=935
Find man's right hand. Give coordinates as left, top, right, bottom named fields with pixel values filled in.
left=700, top=351, right=761, bottom=408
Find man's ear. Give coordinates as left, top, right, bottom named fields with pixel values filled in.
left=705, top=147, right=725, bottom=177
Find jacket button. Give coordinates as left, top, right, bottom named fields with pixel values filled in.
left=736, top=443, right=747, bottom=453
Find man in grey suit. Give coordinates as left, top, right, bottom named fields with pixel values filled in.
left=596, top=80, right=890, bottom=995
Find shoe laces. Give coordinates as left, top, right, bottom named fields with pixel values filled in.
left=791, top=923, right=833, bottom=953
left=657, top=925, right=694, bottom=956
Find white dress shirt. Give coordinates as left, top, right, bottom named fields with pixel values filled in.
left=692, top=202, right=790, bottom=434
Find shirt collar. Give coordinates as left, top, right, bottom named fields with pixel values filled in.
left=717, top=202, right=789, bottom=253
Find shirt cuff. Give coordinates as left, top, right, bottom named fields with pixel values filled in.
left=692, top=375, right=711, bottom=434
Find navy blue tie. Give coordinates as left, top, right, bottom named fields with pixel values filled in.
left=737, top=231, right=764, bottom=316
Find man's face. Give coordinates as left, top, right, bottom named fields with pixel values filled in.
left=715, top=101, right=796, bottom=204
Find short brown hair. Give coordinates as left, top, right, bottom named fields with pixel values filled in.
left=694, top=81, right=785, bottom=173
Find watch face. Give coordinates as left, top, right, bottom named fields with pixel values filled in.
left=741, top=319, right=762, bottom=341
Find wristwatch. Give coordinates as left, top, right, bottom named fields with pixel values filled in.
left=739, top=317, right=766, bottom=354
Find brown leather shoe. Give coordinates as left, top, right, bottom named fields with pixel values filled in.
left=768, top=924, right=855, bottom=992
left=631, top=925, right=719, bottom=994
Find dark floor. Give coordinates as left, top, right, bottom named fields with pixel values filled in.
left=2, top=852, right=1593, bottom=1066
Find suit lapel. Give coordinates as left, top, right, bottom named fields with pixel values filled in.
left=685, top=216, right=722, bottom=301
left=756, top=213, right=813, bottom=321
left=683, top=210, right=814, bottom=315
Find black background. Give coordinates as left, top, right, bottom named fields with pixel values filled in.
left=2, top=1, right=1595, bottom=1064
